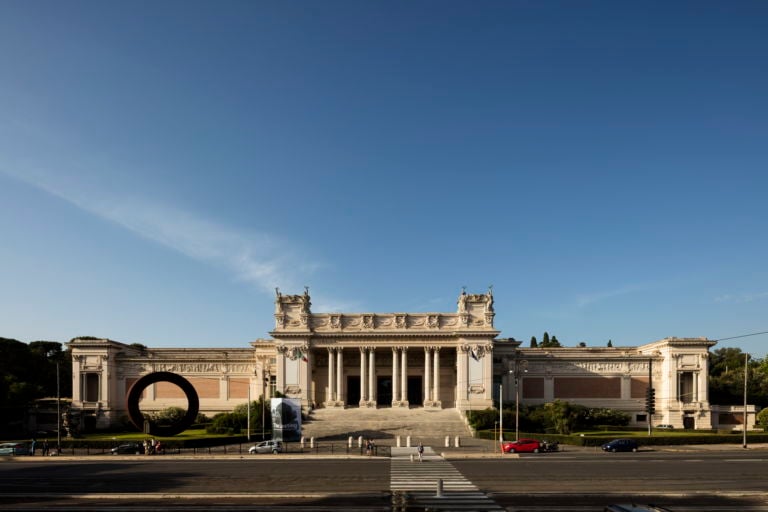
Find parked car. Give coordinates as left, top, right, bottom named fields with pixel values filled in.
left=601, top=439, right=639, bottom=452
left=656, top=424, right=674, bottom=429
left=0, top=442, right=30, bottom=456
left=248, top=440, right=283, bottom=454
left=110, top=442, right=144, bottom=455
left=501, top=438, right=541, bottom=453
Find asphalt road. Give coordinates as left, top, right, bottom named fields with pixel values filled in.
left=1, top=450, right=767, bottom=510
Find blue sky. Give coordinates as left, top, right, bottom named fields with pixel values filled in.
left=1, top=1, right=766, bottom=357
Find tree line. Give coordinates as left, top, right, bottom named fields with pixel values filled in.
left=0, top=337, right=72, bottom=435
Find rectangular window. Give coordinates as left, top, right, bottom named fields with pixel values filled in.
left=83, top=373, right=100, bottom=402
left=679, top=372, right=696, bottom=403
left=269, top=375, right=277, bottom=397
left=636, top=414, right=647, bottom=422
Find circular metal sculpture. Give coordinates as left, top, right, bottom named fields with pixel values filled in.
left=126, top=371, right=199, bottom=437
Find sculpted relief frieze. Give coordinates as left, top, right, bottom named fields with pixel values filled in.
left=300, top=310, right=494, bottom=333
left=136, top=362, right=255, bottom=374
left=526, top=360, right=651, bottom=375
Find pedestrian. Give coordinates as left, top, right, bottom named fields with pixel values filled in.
left=30, top=438, right=37, bottom=456
left=41, top=439, right=49, bottom=457
left=417, top=442, right=424, bottom=462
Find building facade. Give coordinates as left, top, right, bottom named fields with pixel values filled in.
left=69, top=289, right=740, bottom=432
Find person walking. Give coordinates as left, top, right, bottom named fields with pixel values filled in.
left=417, top=442, right=424, bottom=462
left=41, top=439, right=49, bottom=457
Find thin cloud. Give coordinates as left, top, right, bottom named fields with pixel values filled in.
left=2, top=168, right=317, bottom=295
left=576, top=284, right=649, bottom=308
left=714, top=292, right=768, bottom=304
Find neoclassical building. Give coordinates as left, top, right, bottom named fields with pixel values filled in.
left=69, top=289, right=728, bottom=432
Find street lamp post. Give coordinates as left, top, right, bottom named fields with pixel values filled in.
left=509, top=353, right=528, bottom=442
left=56, top=362, right=61, bottom=454
left=499, top=384, right=503, bottom=444
left=743, top=352, right=749, bottom=449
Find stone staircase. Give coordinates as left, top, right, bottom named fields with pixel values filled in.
left=301, top=407, right=473, bottom=445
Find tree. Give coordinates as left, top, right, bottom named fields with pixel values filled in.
left=757, top=407, right=768, bottom=430
left=709, top=349, right=768, bottom=408
left=550, top=335, right=561, bottom=347
left=578, top=342, right=587, bottom=348
left=607, top=339, right=613, bottom=347
left=530, top=336, right=538, bottom=348
left=541, top=332, right=550, bottom=347
left=0, top=338, right=70, bottom=434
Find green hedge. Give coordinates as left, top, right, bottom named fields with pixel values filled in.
left=476, top=430, right=768, bottom=447
left=571, top=433, right=768, bottom=447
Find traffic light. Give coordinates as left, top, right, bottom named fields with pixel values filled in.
left=646, top=388, right=656, bottom=415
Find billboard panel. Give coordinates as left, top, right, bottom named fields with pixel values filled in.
left=270, top=398, right=302, bottom=442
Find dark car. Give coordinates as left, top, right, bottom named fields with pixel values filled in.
left=604, top=505, right=672, bottom=512
left=111, top=442, right=144, bottom=455
left=601, top=439, right=639, bottom=453
left=501, top=438, right=541, bottom=453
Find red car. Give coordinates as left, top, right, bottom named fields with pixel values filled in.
left=501, top=438, right=541, bottom=453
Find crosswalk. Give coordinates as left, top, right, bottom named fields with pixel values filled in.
left=390, top=446, right=503, bottom=511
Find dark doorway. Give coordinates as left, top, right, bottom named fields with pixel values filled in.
left=408, top=376, right=423, bottom=406
left=347, top=376, right=360, bottom=406
left=377, top=377, right=392, bottom=406
left=683, top=415, right=695, bottom=429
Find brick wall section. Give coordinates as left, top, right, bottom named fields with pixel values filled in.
left=155, top=377, right=220, bottom=399
left=522, top=377, right=544, bottom=399
left=554, top=377, right=621, bottom=399
left=229, top=378, right=249, bottom=399
left=631, top=377, right=650, bottom=398
left=125, top=378, right=145, bottom=398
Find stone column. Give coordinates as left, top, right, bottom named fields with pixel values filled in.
left=433, top=347, right=441, bottom=407
left=368, top=348, right=376, bottom=405
left=359, top=347, right=367, bottom=405
left=401, top=348, right=408, bottom=404
left=336, top=348, right=344, bottom=404
left=327, top=348, right=335, bottom=405
left=424, top=348, right=432, bottom=405
left=457, top=346, right=467, bottom=409
left=392, top=347, right=400, bottom=406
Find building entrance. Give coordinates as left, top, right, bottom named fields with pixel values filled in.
left=377, top=377, right=392, bottom=406
left=408, top=376, right=422, bottom=406
left=347, top=376, right=360, bottom=406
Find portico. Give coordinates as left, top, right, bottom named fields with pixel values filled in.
left=264, top=288, right=498, bottom=411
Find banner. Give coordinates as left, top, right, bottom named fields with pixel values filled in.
left=270, top=398, right=302, bottom=442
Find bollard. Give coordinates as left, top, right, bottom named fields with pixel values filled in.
left=396, top=436, right=401, bottom=448
left=358, top=435, right=364, bottom=448
left=310, top=437, right=315, bottom=449
left=406, top=435, right=411, bottom=448
left=436, top=478, right=444, bottom=497
left=454, top=435, right=461, bottom=448
left=445, top=435, right=450, bottom=447
left=348, top=436, right=353, bottom=448
left=410, top=453, right=414, bottom=463
left=300, top=436, right=305, bottom=449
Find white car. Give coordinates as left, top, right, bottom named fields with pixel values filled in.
left=0, top=442, right=30, bottom=456
left=248, top=440, right=283, bottom=454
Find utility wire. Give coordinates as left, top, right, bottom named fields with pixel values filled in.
left=714, top=330, right=768, bottom=342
